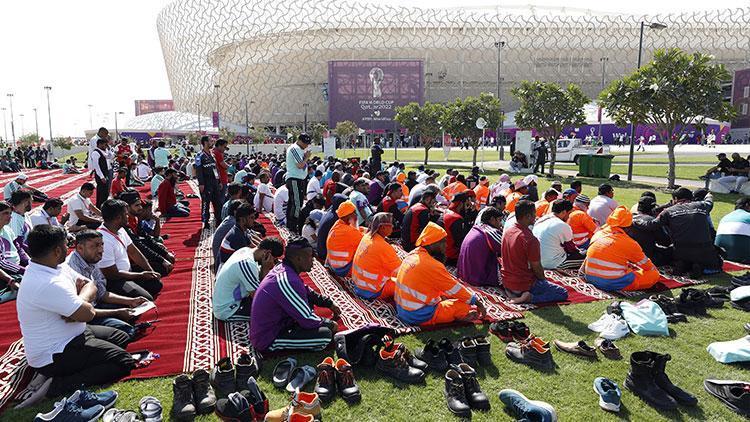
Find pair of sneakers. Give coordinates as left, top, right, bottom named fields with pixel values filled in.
left=215, top=376, right=269, bottom=421
left=172, top=369, right=217, bottom=420
left=103, top=396, right=162, bottom=422
left=588, top=313, right=630, bottom=340
left=211, top=353, right=262, bottom=398
left=34, top=390, right=118, bottom=422
left=505, top=336, right=554, bottom=371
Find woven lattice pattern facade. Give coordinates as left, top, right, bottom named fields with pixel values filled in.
left=157, top=1, right=750, bottom=128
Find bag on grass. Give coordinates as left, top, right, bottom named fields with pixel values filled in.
left=334, top=323, right=395, bottom=366
left=620, top=300, right=669, bottom=336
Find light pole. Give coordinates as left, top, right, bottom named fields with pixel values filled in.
left=44, top=86, right=52, bottom=148
left=393, top=120, right=399, bottom=161
left=214, top=84, right=221, bottom=130
left=303, top=103, right=309, bottom=133
left=114, top=111, right=124, bottom=141
left=412, top=116, right=418, bottom=152
left=627, top=21, right=666, bottom=181
left=1, top=108, right=6, bottom=142
left=33, top=108, right=39, bottom=138
left=598, top=57, right=608, bottom=142
left=87, top=104, right=93, bottom=129
left=495, top=40, right=506, bottom=159
left=19, top=114, right=24, bottom=136
left=7, top=94, right=16, bottom=146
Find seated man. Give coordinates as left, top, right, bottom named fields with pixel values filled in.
left=213, top=199, right=244, bottom=273
left=583, top=206, right=660, bottom=292
left=532, top=199, right=585, bottom=270
left=273, top=184, right=289, bottom=225
left=349, top=178, right=374, bottom=226
left=219, top=203, right=259, bottom=266
left=378, top=183, right=406, bottom=235
left=715, top=152, right=749, bottom=193
left=29, top=198, right=68, bottom=229
left=473, top=176, right=490, bottom=209
left=325, top=200, right=365, bottom=276
left=395, top=222, right=486, bottom=325
left=316, top=194, right=348, bottom=259
left=588, top=184, right=618, bottom=226
left=627, top=196, right=673, bottom=266
left=505, top=180, right=528, bottom=213
left=3, top=173, right=47, bottom=202
left=367, top=171, right=388, bottom=206
left=475, top=194, right=507, bottom=225
left=401, top=187, right=439, bottom=251
left=97, top=199, right=163, bottom=300
left=135, top=160, right=151, bottom=182
left=119, top=192, right=174, bottom=277
left=250, top=237, right=340, bottom=352
left=442, top=174, right=468, bottom=202
left=213, top=238, right=284, bottom=322
left=111, top=168, right=130, bottom=197
left=254, top=172, right=274, bottom=214
left=157, top=168, right=190, bottom=218
left=62, top=159, right=81, bottom=174
left=715, top=197, right=750, bottom=263
left=150, top=167, right=165, bottom=199
left=438, top=190, right=475, bottom=266
left=0, top=201, right=27, bottom=276
left=17, top=225, right=134, bottom=404
left=701, top=152, right=732, bottom=183
left=458, top=207, right=504, bottom=287
left=9, top=191, right=32, bottom=252
left=535, top=189, right=558, bottom=218
left=221, top=183, right=243, bottom=221
left=66, top=183, right=103, bottom=231
left=566, top=194, right=597, bottom=249
left=509, top=151, right=528, bottom=173
left=500, top=200, right=569, bottom=304
left=351, top=213, right=402, bottom=300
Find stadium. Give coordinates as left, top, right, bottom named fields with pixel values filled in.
left=156, top=1, right=750, bottom=139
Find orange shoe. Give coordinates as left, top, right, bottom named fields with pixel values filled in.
left=264, top=391, right=321, bottom=422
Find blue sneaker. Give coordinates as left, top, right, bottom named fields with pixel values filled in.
left=498, top=389, right=557, bottom=422
left=68, top=389, right=118, bottom=411
left=34, top=397, right=105, bottom=422
left=593, top=377, right=622, bottom=412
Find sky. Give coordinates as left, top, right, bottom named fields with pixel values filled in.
left=1, top=0, right=748, bottom=139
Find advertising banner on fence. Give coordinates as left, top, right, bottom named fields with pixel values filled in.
left=732, top=68, right=750, bottom=129
left=134, top=100, right=174, bottom=116
left=328, top=60, right=423, bottom=132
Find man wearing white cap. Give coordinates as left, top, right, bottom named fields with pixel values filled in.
left=3, top=173, right=46, bottom=202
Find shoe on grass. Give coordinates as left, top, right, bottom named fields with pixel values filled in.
left=34, top=397, right=105, bottom=422
left=453, top=363, right=490, bottom=411
left=314, top=357, right=336, bottom=404
left=593, top=377, right=621, bottom=412
left=489, top=321, right=514, bottom=342
left=376, top=347, right=426, bottom=384
left=473, top=336, right=492, bottom=366
left=498, top=389, right=557, bottom=422
left=438, top=337, right=464, bottom=366
left=286, top=365, right=317, bottom=393
left=704, top=379, right=750, bottom=417
left=594, top=338, right=621, bottom=360
left=243, top=376, right=269, bottom=419
left=414, top=339, right=449, bottom=372
left=444, top=369, right=472, bottom=418
left=192, top=368, right=217, bottom=414
left=553, top=340, right=597, bottom=358
left=455, top=337, right=478, bottom=367
left=15, top=373, right=53, bottom=409
left=172, top=374, right=197, bottom=421
left=505, top=340, right=554, bottom=370
left=139, top=396, right=162, bottom=422
left=652, top=352, right=697, bottom=406
left=215, top=391, right=253, bottom=422
left=272, top=357, right=298, bottom=389
left=264, top=391, right=321, bottom=422
left=102, top=408, right=140, bottom=422
left=235, top=351, right=260, bottom=391
left=623, top=351, right=677, bottom=411
left=335, top=358, right=361, bottom=404
left=211, top=357, right=237, bottom=398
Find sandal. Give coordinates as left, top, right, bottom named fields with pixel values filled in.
left=272, top=358, right=298, bottom=389
left=139, top=396, right=162, bottom=422
left=286, top=365, right=317, bottom=393
left=103, top=408, right=141, bottom=422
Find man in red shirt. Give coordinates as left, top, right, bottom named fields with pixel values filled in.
left=158, top=169, right=190, bottom=217
left=322, top=171, right=341, bottom=208
left=500, top=199, right=568, bottom=304
left=110, top=167, right=129, bottom=197
left=213, top=138, right=229, bottom=199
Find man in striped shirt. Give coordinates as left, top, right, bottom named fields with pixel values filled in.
left=285, top=134, right=312, bottom=235
left=212, top=238, right=284, bottom=322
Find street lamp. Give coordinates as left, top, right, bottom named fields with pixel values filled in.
left=412, top=116, right=418, bottom=151
left=196, top=102, right=201, bottom=132
left=33, top=107, right=39, bottom=138
left=495, top=40, right=506, bottom=159
left=303, top=103, right=309, bottom=133
left=627, top=21, right=666, bottom=181
left=113, top=112, right=124, bottom=141
left=7, top=94, right=16, bottom=146
left=44, top=86, right=52, bottom=149
left=598, top=57, right=609, bottom=141
left=214, top=84, right=221, bottom=130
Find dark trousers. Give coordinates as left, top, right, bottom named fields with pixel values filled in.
left=165, top=204, right=190, bottom=218
left=533, top=160, right=546, bottom=174
left=95, top=175, right=109, bottom=208
left=107, top=279, right=158, bottom=301
left=37, top=328, right=134, bottom=398
left=200, top=186, right=223, bottom=224
left=89, top=318, right=135, bottom=342
left=267, top=320, right=335, bottom=352
left=223, top=296, right=252, bottom=322
left=674, top=244, right=723, bottom=273
left=285, top=177, right=306, bottom=234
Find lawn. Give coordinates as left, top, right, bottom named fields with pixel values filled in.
left=554, top=164, right=708, bottom=181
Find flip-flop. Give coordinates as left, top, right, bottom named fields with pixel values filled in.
left=272, top=357, right=298, bottom=389
left=139, top=396, right=162, bottom=422
left=286, top=365, right=318, bottom=393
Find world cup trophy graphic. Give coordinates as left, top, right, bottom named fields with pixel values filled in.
left=369, top=67, right=384, bottom=98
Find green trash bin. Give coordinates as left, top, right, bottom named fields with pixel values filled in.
left=577, top=155, right=592, bottom=177
left=590, top=154, right=615, bottom=178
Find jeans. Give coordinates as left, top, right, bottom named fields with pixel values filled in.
left=529, top=280, right=568, bottom=303
left=200, top=186, right=223, bottom=224
left=165, top=203, right=190, bottom=217
left=90, top=317, right=136, bottom=340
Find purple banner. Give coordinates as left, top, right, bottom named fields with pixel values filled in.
left=732, top=68, right=750, bottom=129
left=212, top=112, right=220, bottom=128
left=328, top=60, right=424, bottom=131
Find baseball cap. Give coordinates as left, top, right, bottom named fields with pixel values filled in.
left=562, top=188, right=578, bottom=197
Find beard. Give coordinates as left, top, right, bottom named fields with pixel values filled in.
left=426, top=248, right=446, bottom=263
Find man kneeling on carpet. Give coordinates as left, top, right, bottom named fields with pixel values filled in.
left=250, top=237, right=341, bottom=352
left=583, top=206, right=661, bottom=292
left=394, top=222, right=487, bottom=326
left=325, top=200, right=365, bottom=277
left=17, top=225, right=134, bottom=406
left=213, top=237, right=284, bottom=322
left=351, top=212, right=402, bottom=301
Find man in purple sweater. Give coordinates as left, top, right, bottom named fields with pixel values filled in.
left=250, top=237, right=340, bottom=352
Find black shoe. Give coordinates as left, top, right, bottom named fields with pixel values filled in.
left=677, top=289, right=708, bottom=315
left=235, top=351, right=260, bottom=392
left=415, top=339, right=449, bottom=372
left=192, top=369, right=217, bottom=414
left=172, top=374, right=197, bottom=421
left=649, top=295, right=678, bottom=316
left=505, top=341, right=554, bottom=371
left=732, top=275, right=750, bottom=287
left=314, top=357, right=336, bottom=404
left=704, top=379, right=750, bottom=417
left=666, top=313, right=688, bottom=324
left=606, top=301, right=623, bottom=316
left=241, top=377, right=268, bottom=420
left=623, top=351, right=678, bottom=410
left=444, top=369, right=472, bottom=418
left=455, top=337, right=478, bottom=367
left=334, top=358, right=361, bottom=404
left=509, top=321, right=531, bottom=341
left=687, top=288, right=725, bottom=309
left=210, top=357, right=237, bottom=398
left=652, top=352, right=697, bottom=406
left=215, top=391, right=252, bottom=422
left=706, top=286, right=733, bottom=300
left=438, top=338, right=463, bottom=366
left=381, top=336, right=428, bottom=372
left=376, top=348, right=426, bottom=384
left=732, top=298, right=750, bottom=312
left=453, top=363, right=490, bottom=411
left=473, top=336, right=492, bottom=366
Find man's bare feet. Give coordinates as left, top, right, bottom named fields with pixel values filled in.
left=509, top=291, right=532, bottom=304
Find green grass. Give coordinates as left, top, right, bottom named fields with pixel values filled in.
left=554, top=164, right=708, bottom=181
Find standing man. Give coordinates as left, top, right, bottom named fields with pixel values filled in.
left=370, top=137, right=384, bottom=175
left=195, top=136, right=222, bottom=227
left=213, top=138, right=229, bottom=200
left=285, top=133, right=312, bottom=235
left=88, top=127, right=109, bottom=174
left=92, top=138, right=111, bottom=208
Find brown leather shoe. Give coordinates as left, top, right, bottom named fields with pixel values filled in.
left=553, top=340, right=597, bottom=358
left=594, top=338, right=622, bottom=360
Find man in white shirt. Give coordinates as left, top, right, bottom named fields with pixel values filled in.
left=273, top=184, right=289, bottom=225
left=97, top=199, right=162, bottom=299
left=16, top=225, right=133, bottom=404
left=66, top=183, right=103, bottom=231
left=88, top=127, right=109, bottom=173
left=154, top=141, right=170, bottom=168
left=136, top=161, right=152, bottom=181
left=29, top=198, right=68, bottom=229
left=306, top=169, right=323, bottom=200
left=91, top=138, right=111, bottom=208
left=254, top=173, right=274, bottom=213
left=9, top=190, right=32, bottom=247
left=3, top=173, right=44, bottom=201
left=532, top=199, right=585, bottom=270
left=588, top=184, right=619, bottom=226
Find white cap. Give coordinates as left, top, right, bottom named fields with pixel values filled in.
left=523, top=174, right=538, bottom=185
left=16, top=173, right=28, bottom=181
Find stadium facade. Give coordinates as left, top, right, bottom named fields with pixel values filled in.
left=157, top=1, right=750, bottom=140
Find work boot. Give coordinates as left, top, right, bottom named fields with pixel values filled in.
left=235, top=351, right=260, bottom=391
left=677, top=289, right=707, bottom=315
left=314, top=357, right=336, bottom=404
left=172, top=374, right=197, bottom=421
left=192, top=369, right=217, bottom=414
left=264, top=391, right=321, bottom=422
left=444, top=369, right=471, bottom=418
left=652, top=353, right=698, bottom=406
left=382, top=336, right=428, bottom=371
left=455, top=337, right=478, bottom=367
left=243, top=376, right=269, bottom=420
left=438, top=337, right=463, bottom=366
left=211, top=357, right=237, bottom=398
left=505, top=340, right=554, bottom=370
left=473, top=336, right=492, bottom=366
left=453, top=363, right=490, bottom=411
left=214, top=391, right=253, bottom=422
left=376, top=347, right=426, bottom=384
left=623, top=351, right=678, bottom=410
left=414, top=339, right=449, bottom=372
left=334, top=359, right=361, bottom=404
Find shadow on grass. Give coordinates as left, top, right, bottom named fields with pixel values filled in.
left=531, top=306, right=592, bottom=338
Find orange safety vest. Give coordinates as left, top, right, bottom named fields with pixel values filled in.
left=568, top=208, right=598, bottom=247
left=584, top=208, right=654, bottom=279
left=394, top=247, right=474, bottom=313
left=443, top=181, right=468, bottom=202
left=535, top=199, right=550, bottom=217
left=398, top=182, right=410, bottom=198
left=326, top=220, right=365, bottom=272
left=505, top=191, right=522, bottom=213
left=352, top=233, right=402, bottom=295
left=474, top=184, right=489, bottom=209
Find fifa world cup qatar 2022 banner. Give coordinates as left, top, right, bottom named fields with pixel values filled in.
left=328, top=60, right=424, bottom=131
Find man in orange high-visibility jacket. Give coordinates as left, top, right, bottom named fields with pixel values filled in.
left=534, top=189, right=558, bottom=218
left=505, top=180, right=528, bottom=213
left=326, top=200, right=365, bottom=276
left=395, top=222, right=487, bottom=326
left=473, top=176, right=490, bottom=210
left=583, top=206, right=660, bottom=292
left=442, top=175, right=468, bottom=203
left=567, top=194, right=598, bottom=249
left=352, top=213, right=402, bottom=300
left=395, top=172, right=410, bottom=198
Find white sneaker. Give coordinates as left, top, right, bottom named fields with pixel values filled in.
left=588, top=313, right=614, bottom=332
left=600, top=315, right=630, bottom=340
left=14, top=373, right=52, bottom=409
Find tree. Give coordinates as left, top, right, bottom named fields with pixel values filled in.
left=442, top=93, right=502, bottom=166
left=395, top=102, right=446, bottom=165
left=286, top=126, right=302, bottom=143
left=333, top=120, right=359, bottom=147
left=52, top=137, right=74, bottom=150
left=218, top=127, right=236, bottom=142
left=310, top=122, right=328, bottom=145
left=599, top=48, right=736, bottom=187
left=186, top=131, right=202, bottom=145
left=18, top=133, right=40, bottom=148
left=512, top=81, right=589, bottom=175
left=247, top=127, right=267, bottom=144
